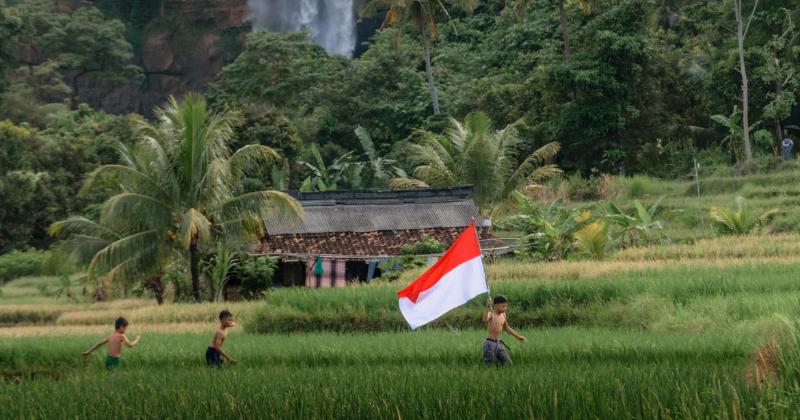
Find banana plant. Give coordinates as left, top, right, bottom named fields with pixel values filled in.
left=606, top=196, right=665, bottom=247
left=299, top=143, right=363, bottom=191
left=508, top=192, right=593, bottom=260
left=354, top=126, right=406, bottom=187
left=709, top=196, right=780, bottom=235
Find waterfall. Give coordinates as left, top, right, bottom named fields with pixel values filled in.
left=246, top=0, right=358, bottom=57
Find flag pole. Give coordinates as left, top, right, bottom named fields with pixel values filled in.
left=471, top=217, right=490, bottom=297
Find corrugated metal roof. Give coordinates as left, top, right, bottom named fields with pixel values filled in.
left=288, top=186, right=474, bottom=203
left=264, top=199, right=481, bottom=235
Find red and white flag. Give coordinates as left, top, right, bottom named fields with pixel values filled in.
left=397, top=221, right=488, bottom=329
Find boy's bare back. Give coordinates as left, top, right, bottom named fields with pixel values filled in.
left=107, top=332, right=124, bottom=357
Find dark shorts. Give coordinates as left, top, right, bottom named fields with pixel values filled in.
left=206, top=347, right=222, bottom=367
left=483, top=338, right=512, bottom=366
left=105, top=355, right=120, bottom=370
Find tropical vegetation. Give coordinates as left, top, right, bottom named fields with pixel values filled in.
left=49, top=95, right=301, bottom=302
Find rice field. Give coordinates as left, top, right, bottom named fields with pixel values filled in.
left=4, top=233, right=800, bottom=418
left=569, top=171, right=800, bottom=242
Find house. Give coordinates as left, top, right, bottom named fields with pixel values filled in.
left=253, top=186, right=503, bottom=288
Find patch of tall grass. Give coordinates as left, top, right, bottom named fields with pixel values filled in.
left=616, top=234, right=800, bottom=260
left=0, top=328, right=789, bottom=419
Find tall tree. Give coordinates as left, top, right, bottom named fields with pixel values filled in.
left=391, top=111, right=561, bottom=214
left=514, top=0, right=595, bottom=58
left=756, top=10, right=799, bottom=142
left=364, top=0, right=479, bottom=114
left=53, top=94, right=302, bottom=301
left=6, top=2, right=142, bottom=110
left=733, top=0, right=759, bottom=162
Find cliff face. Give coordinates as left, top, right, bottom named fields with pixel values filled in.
left=78, top=0, right=250, bottom=115
left=59, top=0, right=377, bottom=115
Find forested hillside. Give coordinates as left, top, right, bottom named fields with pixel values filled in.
left=1, top=0, right=799, bottom=252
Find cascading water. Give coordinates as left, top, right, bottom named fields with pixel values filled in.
left=246, top=0, right=358, bottom=57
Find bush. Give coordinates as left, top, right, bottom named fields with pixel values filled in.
left=162, top=264, right=192, bottom=303
left=635, top=138, right=696, bottom=179
left=379, top=236, right=446, bottom=281
left=235, top=256, right=278, bottom=299
left=563, top=173, right=601, bottom=201
left=621, top=175, right=673, bottom=199
left=0, top=250, right=50, bottom=283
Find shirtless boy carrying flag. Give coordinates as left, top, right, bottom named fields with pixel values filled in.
left=482, top=295, right=526, bottom=366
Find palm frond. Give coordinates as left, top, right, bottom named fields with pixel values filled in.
left=99, top=192, right=172, bottom=230
left=503, top=142, right=562, bottom=198
left=81, top=164, right=170, bottom=200
left=177, top=208, right=212, bottom=248
left=229, top=144, right=282, bottom=181
left=220, top=190, right=303, bottom=225
left=87, top=230, right=160, bottom=281
left=574, top=220, right=610, bottom=260
left=49, top=216, right=121, bottom=240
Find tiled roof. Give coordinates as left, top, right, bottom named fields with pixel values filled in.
left=259, top=227, right=497, bottom=257
left=257, top=187, right=501, bottom=257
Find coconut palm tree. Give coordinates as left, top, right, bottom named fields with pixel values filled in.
left=391, top=111, right=562, bottom=214
left=363, top=0, right=478, bottom=114
left=52, top=94, right=302, bottom=302
left=574, top=220, right=610, bottom=260
left=709, top=196, right=779, bottom=235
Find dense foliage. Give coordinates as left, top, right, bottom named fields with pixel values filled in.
left=0, top=0, right=798, bottom=255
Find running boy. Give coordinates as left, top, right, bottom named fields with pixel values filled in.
left=81, top=317, right=141, bottom=369
left=206, top=309, right=236, bottom=367
left=482, top=295, right=526, bottom=365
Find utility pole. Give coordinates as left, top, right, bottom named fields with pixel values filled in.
left=694, top=158, right=705, bottom=233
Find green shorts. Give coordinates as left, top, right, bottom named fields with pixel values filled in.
left=105, top=355, right=120, bottom=369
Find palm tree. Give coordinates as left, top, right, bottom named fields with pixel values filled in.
left=364, top=0, right=479, bottom=114
left=299, top=143, right=364, bottom=191
left=574, top=220, right=610, bottom=260
left=391, top=111, right=562, bottom=214
left=709, top=196, right=779, bottom=235
left=53, top=94, right=302, bottom=302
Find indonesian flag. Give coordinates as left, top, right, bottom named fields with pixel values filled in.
left=397, top=221, right=488, bottom=329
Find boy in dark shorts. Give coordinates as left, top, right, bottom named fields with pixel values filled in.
left=482, top=295, right=526, bottom=365
left=206, top=309, right=236, bottom=367
left=81, top=317, right=141, bottom=369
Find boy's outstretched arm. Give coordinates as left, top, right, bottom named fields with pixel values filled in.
left=81, top=337, right=109, bottom=356
left=503, top=323, right=527, bottom=343
left=215, top=346, right=236, bottom=364
left=482, top=296, right=493, bottom=322
left=122, top=334, right=141, bottom=348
